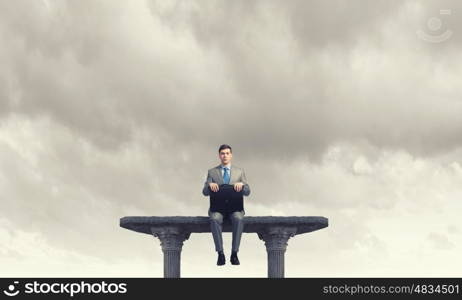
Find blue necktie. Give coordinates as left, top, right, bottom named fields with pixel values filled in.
left=223, top=167, right=230, bottom=184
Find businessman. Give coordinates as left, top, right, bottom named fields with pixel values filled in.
left=202, top=144, right=250, bottom=266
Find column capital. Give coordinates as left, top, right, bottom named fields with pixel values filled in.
left=258, top=227, right=297, bottom=251
left=151, top=226, right=191, bottom=251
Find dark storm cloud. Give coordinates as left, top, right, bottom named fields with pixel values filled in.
left=0, top=0, right=461, bottom=163
left=148, top=0, right=462, bottom=160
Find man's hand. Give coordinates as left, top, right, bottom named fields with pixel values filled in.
left=234, top=182, right=244, bottom=192
left=209, top=182, right=219, bottom=192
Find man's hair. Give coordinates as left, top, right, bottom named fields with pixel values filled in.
left=218, top=144, right=232, bottom=153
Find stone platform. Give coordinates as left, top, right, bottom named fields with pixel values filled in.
left=120, top=216, right=328, bottom=278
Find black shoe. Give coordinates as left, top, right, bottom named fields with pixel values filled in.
left=230, top=251, right=240, bottom=265
left=217, top=251, right=225, bottom=266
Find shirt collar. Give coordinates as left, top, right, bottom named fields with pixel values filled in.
left=221, top=163, right=231, bottom=169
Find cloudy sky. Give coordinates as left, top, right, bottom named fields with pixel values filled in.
left=1, top=0, right=462, bottom=277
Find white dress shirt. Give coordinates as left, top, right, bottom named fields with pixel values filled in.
left=220, top=163, right=231, bottom=178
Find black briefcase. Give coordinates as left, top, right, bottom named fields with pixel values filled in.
left=209, top=184, right=244, bottom=215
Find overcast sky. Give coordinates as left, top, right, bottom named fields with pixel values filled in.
left=1, top=0, right=462, bottom=277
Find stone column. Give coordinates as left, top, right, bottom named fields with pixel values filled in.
left=151, top=226, right=191, bottom=278
left=258, top=227, right=297, bottom=278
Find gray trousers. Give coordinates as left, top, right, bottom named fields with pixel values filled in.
left=208, top=209, right=245, bottom=252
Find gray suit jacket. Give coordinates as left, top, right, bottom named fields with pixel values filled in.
left=202, top=164, right=251, bottom=197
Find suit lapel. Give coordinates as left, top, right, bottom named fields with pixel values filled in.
left=215, top=165, right=223, bottom=184
left=230, top=165, right=237, bottom=184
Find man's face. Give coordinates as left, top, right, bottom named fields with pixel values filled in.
left=219, top=149, right=232, bottom=165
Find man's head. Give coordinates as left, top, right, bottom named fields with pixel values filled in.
left=218, top=144, right=232, bottom=165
